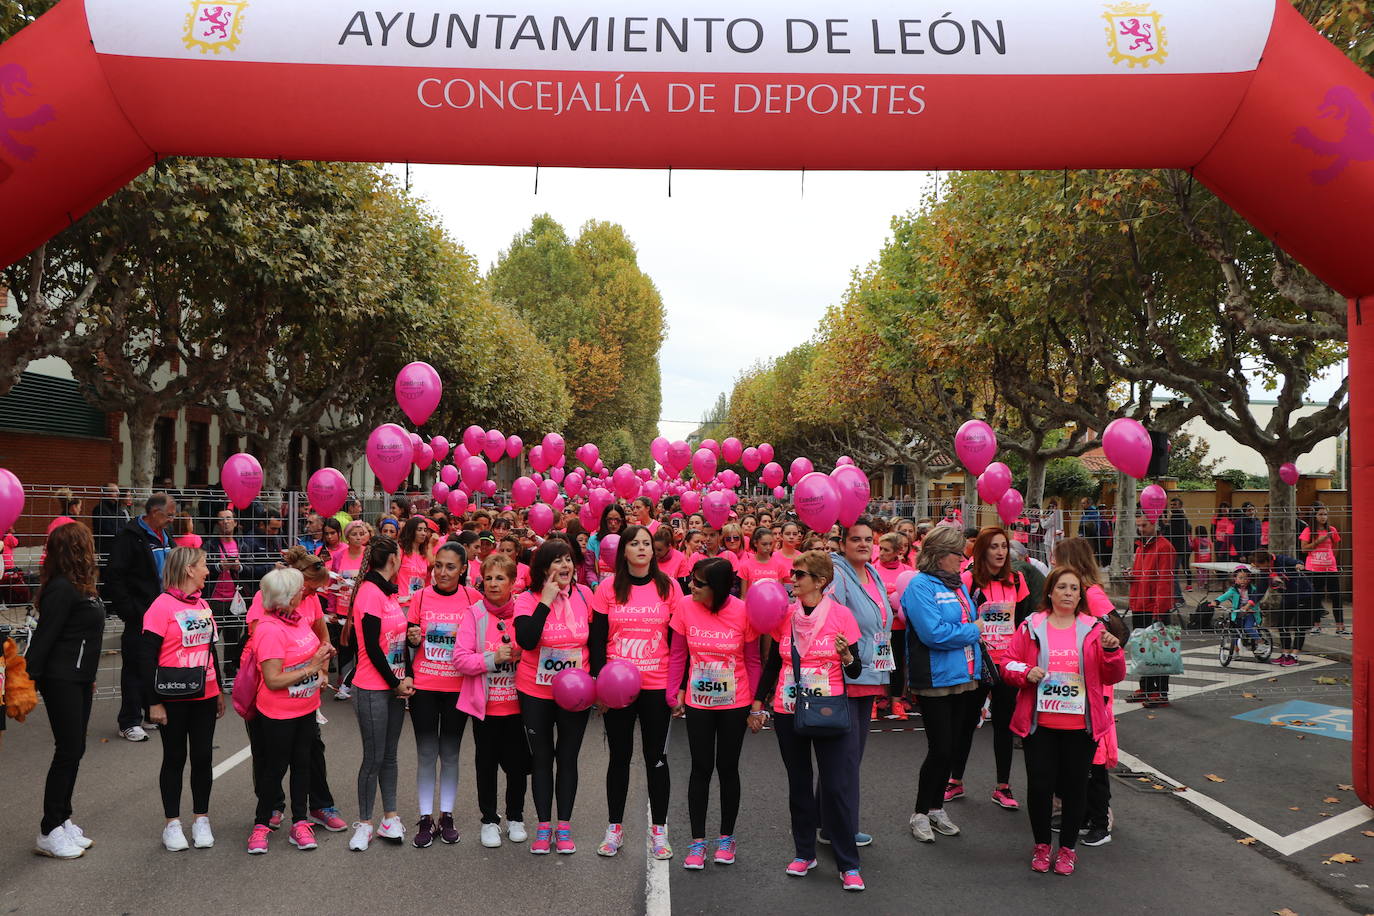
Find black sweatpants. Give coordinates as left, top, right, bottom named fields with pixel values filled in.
left=1023, top=727, right=1098, bottom=849
left=39, top=679, right=95, bottom=834
left=775, top=712, right=860, bottom=872
left=158, top=696, right=218, bottom=818
left=603, top=688, right=671, bottom=825
left=1086, top=762, right=1112, bottom=830
left=684, top=705, right=750, bottom=839
left=914, top=688, right=984, bottom=814
left=1310, top=570, right=1344, bottom=626
left=117, top=624, right=145, bottom=730
left=472, top=712, right=529, bottom=824
left=249, top=715, right=335, bottom=813
left=886, top=630, right=908, bottom=699
left=950, top=682, right=1016, bottom=786
left=1131, top=611, right=1170, bottom=696
left=520, top=693, right=590, bottom=823
left=815, top=695, right=874, bottom=834
left=253, top=713, right=315, bottom=826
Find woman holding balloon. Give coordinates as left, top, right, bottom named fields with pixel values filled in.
left=590, top=525, right=681, bottom=859
left=514, top=537, right=596, bottom=854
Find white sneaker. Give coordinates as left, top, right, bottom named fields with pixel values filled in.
left=507, top=820, right=528, bottom=843
left=162, top=820, right=189, bottom=852
left=191, top=816, right=214, bottom=848
left=63, top=819, right=93, bottom=849
left=121, top=726, right=149, bottom=742
left=334, top=685, right=352, bottom=701
left=35, top=825, right=84, bottom=859
left=480, top=823, right=502, bottom=848
left=928, top=809, right=960, bottom=836
left=348, top=822, right=373, bottom=851
left=377, top=816, right=405, bottom=842
left=315, top=709, right=328, bottom=725
left=909, top=813, right=935, bottom=843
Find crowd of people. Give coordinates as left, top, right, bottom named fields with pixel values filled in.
left=4, top=485, right=1349, bottom=889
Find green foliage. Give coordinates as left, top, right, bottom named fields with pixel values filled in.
left=0, top=0, right=55, bottom=42
left=1166, top=432, right=1221, bottom=484
left=1042, top=458, right=1099, bottom=501
left=1215, top=468, right=1271, bottom=491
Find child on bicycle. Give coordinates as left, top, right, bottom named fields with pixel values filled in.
left=1215, top=567, right=1261, bottom=645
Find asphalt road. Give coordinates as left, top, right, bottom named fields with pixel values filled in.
left=0, top=652, right=1367, bottom=916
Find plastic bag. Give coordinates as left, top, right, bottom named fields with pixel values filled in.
left=1126, top=621, right=1184, bottom=677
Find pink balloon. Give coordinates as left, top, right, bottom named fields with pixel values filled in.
left=578, top=502, right=598, bottom=530
left=394, top=361, right=442, bottom=426
left=742, top=447, right=761, bottom=473
left=306, top=467, right=348, bottom=516
left=483, top=431, right=506, bottom=463
left=788, top=457, right=814, bottom=486
left=511, top=477, right=537, bottom=508
left=794, top=472, right=841, bottom=532
left=440, top=464, right=459, bottom=487
left=721, top=437, right=743, bottom=465
left=431, top=481, right=450, bottom=503
left=539, top=478, right=560, bottom=504
left=831, top=464, right=871, bottom=527
left=564, top=474, right=584, bottom=498
left=528, top=503, right=555, bottom=536
left=370, top=425, right=417, bottom=491
left=446, top=489, right=469, bottom=516
left=548, top=465, right=565, bottom=484
left=772, top=486, right=786, bottom=501
left=430, top=436, right=450, bottom=464
left=642, top=480, right=663, bottom=505
left=1279, top=462, right=1300, bottom=486
left=955, top=420, right=998, bottom=477
left=977, top=462, right=1012, bottom=504
left=0, top=469, right=22, bottom=534
left=599, top=533, right=621, bottom=569
left=895, top=569, right=917, bottom=597
left=590, top=488, right=614, bottom=515
left=650, top=436, right=670, bottom=465
left=758, top=443, right=775, bottom=464
left=552, top=667, right=596, bottom=712
left=222, top=453, right=264, bottom=510
left=836, top=455, right=855, bottom=466
left=691, top=448, right=718, bottom=483
left=997, top=489, right=1025, bottom=527
left=680, top=490, right=701, bottom=515
left=760, top=462, right=784, bottom=489
left=580, top=443, right=600, bottom=467
left=1102, top=417, right=1152, bottom=481
left=462, top=425, right=486, bottom=456
left=553, top=496, right=566, bottom=513
left=454, top=444, right=470, bottom=463
left=596, top=660, right=643, bottom=709
left=542, top=433, right=565, bottom=460
left=700, top=439, right=720, bottom=457
left=666, top=441, right=692, bottom=474
left=415, top=443, right=434, bottom=470
left=481, top=479, right=497, bottom=496
left=1139, top=484, right=1168, bottom=523
left=745, top=580, right=790, bottom=634
left=529, top=445, right=548, bottom=473
left=702, top=491, right=731, bottom=529
left=506, top=435, right=523, bottom=459
left=460, top=456, right=488, bottom=490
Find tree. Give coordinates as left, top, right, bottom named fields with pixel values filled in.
left=1166, top=432, right=1222, bottom=483
left=0, top=0, right=56, bottom=41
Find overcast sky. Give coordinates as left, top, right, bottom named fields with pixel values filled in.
left=389, top=163, right=1345, bottom=447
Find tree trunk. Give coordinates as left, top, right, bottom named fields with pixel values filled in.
left=962, top=472, right=979, bottom=527
left=912, top=469, right=929, bottom=520
left=125, top=403, right=159, bottom=491
left=1266, top=455, right=1298, bottom=557
left=1109, top=472, right=1138, bottom=584
left=260, top=431, right=294, bottom=493
left=1025, top=455, right=1048, bottom=511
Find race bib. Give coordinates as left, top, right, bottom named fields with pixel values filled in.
left=486, top=661, right=517, bottom=703
left=409, top=577, right=425, bottom=595
left=386, top=633, right=406, bottom=679
left=978, top=602, right=1015, bottom=651
left=873, top=634, right=896, bottom=672
left=1037, top=671, right=1086, bottom=715
left=424, top=623, right=457, bottom=663
left=175, top=608, right=214, bottom=648
left=689, top=660, right=736, bottom=707
left=535, top=646, right=583, bottom=686
left=780, top=665, right=830, bottom=713
left=286, top=659, right=320, bottom=699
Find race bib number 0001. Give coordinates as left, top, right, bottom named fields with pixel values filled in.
left=535, top=646, right=583, bottom=686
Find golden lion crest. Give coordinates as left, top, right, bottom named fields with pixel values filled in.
left=1103, top=3, right=1168, bottom=68
left=183, top=1, right=248, bottom=54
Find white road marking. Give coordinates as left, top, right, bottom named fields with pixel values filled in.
left=1114, top=651, right=1335, bottom=713
left=644, top=801, right=671, bottom=916
left=211, top=744, right=253, bottom=780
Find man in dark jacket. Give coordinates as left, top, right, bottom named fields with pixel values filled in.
left=1235, top=503, right=1263, bottom=561
left=238, top=509, right=286, bottom=597
left=104, top=492, right=175, bottom=741
left=90, top=484, right=130, bottom=568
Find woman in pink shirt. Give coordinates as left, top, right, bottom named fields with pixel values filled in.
left=514, top=536, right=596, bottom=854
left=246, top=567, right=334, bottom=855
left=397, top=516, right=436, bottom=598
left=776, top=522, right=804, bottom=585
left=498, top=536, right=532, bottom=593
left=736, top=528, right=789, bottom=598
left=667, top=557, right=760, bottom=870
left=404, top=541, right=481, bottom=847
left=141, top=547, right=223, bottom=852
left=875, top=532, right=912, bottom=721
left=1300, top=505, right=1344, bottom=633
left=591, top=525, right=682, bottom=859
left=652, top=525, right=689, bottom=584
left=631, top=497, right=661, bottom=534
left=327, top=520, right=369, bottom=699
left=751, top=550, right=866, bottom=891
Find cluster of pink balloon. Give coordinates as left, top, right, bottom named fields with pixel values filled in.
left=956, top=420, right=1026, bottom=526
left=550, top=659, right=642, bottom=711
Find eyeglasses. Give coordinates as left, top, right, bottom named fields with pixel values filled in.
left=494, top=619, right=511, bottom=644
left=689, top=578, right=707, bottom=589
left=724, top=535, right=741, bottom=541
left=792, top=569, right=811, bottom=579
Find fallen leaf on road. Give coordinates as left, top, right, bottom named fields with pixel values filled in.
left=1314, top=676, right=1341, bottom=685
left=1237, top=836, right=1257, bottom=845
left=1361, top=831, right=1374, bottom=838
left=1298, top=735, right=1306, bottom=740
left=1290, top=807, right=1302, bottom=811
left=1147, top=714, right=1157, bottom=720
left=1340, top=785, right=1355, bottom=791
left=1206, top=774, right=1226, bottom=783
left=1173, top=786, right=1188, bottom=792
left=1268, top=678, right=1278, bottom=683
left=1320, top=813, right=1333, bottom=817
left=1323, top=853, right=1361, bottom=865
left=1273, top=906, right=1298, bottom=915
left=1243, top=692, right=1257, bottom=698
left=1137, top=777, right=1151, bottom=782
left=1325, top=797, right=1342, bottom=803
left=1152, top=784, right=1166, bottom=790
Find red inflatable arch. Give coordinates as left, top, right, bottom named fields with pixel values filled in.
left=1, top=0, right=1372, bottom=795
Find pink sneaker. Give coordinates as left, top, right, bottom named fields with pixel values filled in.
left=785, top=857, right=817, bottom=876
left=991, top=785, right=1020, bottom=810
left=943, top=780, right=965, bottom=802
left=247, top=824, right=270, bottom=855
left=1031, top=843, right=1052, bottom=873
left=289, top=821, right=317, bottom=850
left=554, top=822, right=576, bottom=854
left=1053, top=848, right=1077, bottom=876
left=713, top=835, right=737, bottom=865
left=267, top=810, right=283, bottom=831
left=841, top=869, right=866, bottom=891
left=683, top=841, right=707, bottom=870
left=309, top=807, right=348, bottom=832
left=530, top=823, right=553, bottom=855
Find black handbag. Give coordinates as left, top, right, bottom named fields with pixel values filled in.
left=978, top=641, right=1002, bottom=689
left=154, top=665, right=206, bottom=699
left=790, top=636, right=850, bottom=738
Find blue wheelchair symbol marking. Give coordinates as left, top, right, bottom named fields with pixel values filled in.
left=1233, top=700, right=1352, bottom=741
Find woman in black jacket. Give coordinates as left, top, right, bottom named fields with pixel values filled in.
left=27, top=522, right=106, bottom=859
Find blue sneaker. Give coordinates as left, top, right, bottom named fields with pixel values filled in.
left=818, top=831, right=873, bottom=847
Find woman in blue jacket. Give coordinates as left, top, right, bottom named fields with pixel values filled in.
left=900, top=524, right=985, bottom=845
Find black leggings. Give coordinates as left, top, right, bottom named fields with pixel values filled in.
left=1086, top=762, right=1112, bottom=830
left=519, top=693, right=591, bottom=823
left=1309, top=570, right=1344, bottom=626
left=949, top=682, right=1015, bottom=786
left=158, top=697, right=218, bottom=819
left=248, top=715, right=334, bottom=813
left=603, top=688, right=671, bottom=825
left=684, top=704, right=750, bottom=839
left=1277, top=606, right=1314, bottom=653
left=253, top=713, right=314, bottom=826
left=1023, top=727, right=1098, bottom=849
left=914, top=688, right=984, bottom=814
left=39, top=679, right=94, bottom=834
left=472, top=713, right=529, bottom=824
left=887, top=629, right=908, bottom=699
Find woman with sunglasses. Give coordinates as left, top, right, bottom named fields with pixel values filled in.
left=403, top=542, right=481, bottom=847
left=752, top=551, right=865, bottom=891
left=667, top=557, right=760, bottom=870
left=587, top=505, right=628, bottom=580
left=455, top=553, right=530, bottom=847
left=514, top=537, right=596, bottom=854
left=590, top=525, right=682, bottom=859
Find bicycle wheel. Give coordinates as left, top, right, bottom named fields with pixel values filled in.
left=1252, top=629, right=1275, bottom=662
left=1218, top=631, right=1236, bottom=667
